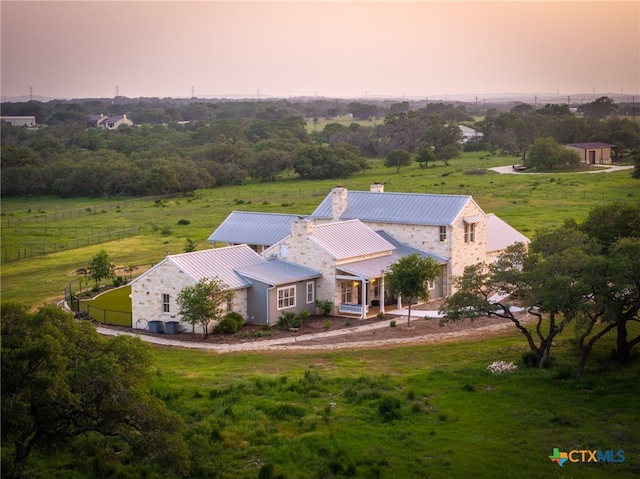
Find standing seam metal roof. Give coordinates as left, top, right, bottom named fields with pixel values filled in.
left=207, top=211, right=300, bottom=246
left=167, top=244, right=266, bottom=290
left=236, top=259, right=322, bottom=286
left=309, top=219, right=395, bottom=260
left=311, top=191, right=471, bottom=226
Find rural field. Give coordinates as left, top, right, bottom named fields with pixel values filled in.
left=2, top=153, right=639, bottom=478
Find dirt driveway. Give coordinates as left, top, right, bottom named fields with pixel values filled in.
left=96, top=304, right=533, bottom=353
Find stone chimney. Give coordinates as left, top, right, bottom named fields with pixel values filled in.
left=370, top=182, right=384, bottom=193
left=331, top=186, right=347, bottom=221
left=291, top=217, right=313, bottom=238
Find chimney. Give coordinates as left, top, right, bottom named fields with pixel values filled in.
left=331, top=186, right=347, bottom=221
left=291, top=217, right=313, bottom=238
left=370, top=182, right=384, bottom=193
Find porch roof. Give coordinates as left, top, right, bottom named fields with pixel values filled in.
left=236, top=259, right=321, bottom=287
left=337, top=231, right=446, bottom=279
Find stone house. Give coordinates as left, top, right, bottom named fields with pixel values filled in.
left=263, top=218, right=446, bottom=319
left=129, top=244, right=321, bottom=332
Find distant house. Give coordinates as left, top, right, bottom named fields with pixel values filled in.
left=459, top=125, right=482, bottom=143
left=129, top=245, right=321, bottom=332
left=0, top=116, right=36, bottom=127
left=86, top=113, right=133, bottom=129
left=86, top=114, right=108, bottom=128
left=565, top=142, right=617, bottom=166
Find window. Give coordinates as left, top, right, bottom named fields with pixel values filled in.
left=341, top=281, right=354, bottom=304
left=439, top=226, right=447, bottom=242
left=277, top=286, right=296, bottom=309
left=306, top=282, right=315, bottom=304
left=464, top=222, right=476, bottom=243
left=161, top=293, right=170, bottom=313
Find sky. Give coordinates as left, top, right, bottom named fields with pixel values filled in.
left=1, top=0, right=638, bottom=100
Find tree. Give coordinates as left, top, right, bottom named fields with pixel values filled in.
left=385, top=149, right=412, bottom=173
left=385, top=254, right=440, bottom=325
left=416, top=145, right=437, bottom=168
left=439, top=233, right=585, bottom=369
left=1, top=303, right=188, bottom=477
left=176, top=277, right=233, bottom=338
left=578, top=96, right=618, bottom=119
left=526, top=137, right=581, bottom=170
left=88, top=249, right=115, bottom=288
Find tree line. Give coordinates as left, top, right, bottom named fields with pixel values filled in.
left=2, top=96, right=639, bottom=197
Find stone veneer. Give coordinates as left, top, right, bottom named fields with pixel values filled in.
left=130, top=260, right=248, bottom=334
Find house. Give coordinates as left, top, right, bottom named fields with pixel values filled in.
left=263, top=218, right=446, bottom=318
left=86, top=113, right=133, bottom=129
left=86, top=114, right=108, bottom=128
left=0, top=116, right=36, bottom=127
left=203, top=184, right=529, bottom=321
left=565, top=142, right=617, bottom=166
left=129, top=244, right=321, bottom=332
left=459, top=125, right=482, bottom=143
left=309, top=185, right=491, bottom=295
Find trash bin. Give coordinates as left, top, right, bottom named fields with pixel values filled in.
left=165, top=321, right=179, bottom=334
left=148, top=320, right=164, bottom=334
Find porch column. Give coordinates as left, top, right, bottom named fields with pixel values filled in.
left=361, top=279, right=367, bottom=319
left=380, top=276, right=385, bottom=314
left=397, top=294, right=402, bottom=309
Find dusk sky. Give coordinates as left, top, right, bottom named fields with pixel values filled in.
left=1, top=1, right=638, bottom=100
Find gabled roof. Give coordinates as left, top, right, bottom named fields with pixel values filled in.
left=566, top=142, right=615, bottom=149
left=338, top=231, right=446, bottom=279
left=309, top=219, right=395, bottom=260
left=311, top=190, right=472, bottom=226
left=236, top=259, right=321, bottom=286
left=208, top=211, right=300, bottom=246
left=133, top=244, right=266, bottom=290
left=486, top=214, right=530, bottom=253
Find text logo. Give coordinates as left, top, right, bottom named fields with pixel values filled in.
left=549, top=448, right=625, bottom=467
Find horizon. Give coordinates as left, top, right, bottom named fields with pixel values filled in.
left=1, top=1, right=638, bottom=101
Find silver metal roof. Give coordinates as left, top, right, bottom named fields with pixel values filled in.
left=208, top=211, right=300, bottom=246
left=167, top=244, right=265, bottom=290
left=485, top=214, right=530, bottom=253
left=237, top=259, right=321, bottom=286
left=311, top=190, right=472, bottom=226
left=337, top=232, right=445, bottom=279
left=309, top=219, right=395, bottom=260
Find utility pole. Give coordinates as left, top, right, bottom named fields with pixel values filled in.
left=29, top=86, right=33, bottom=102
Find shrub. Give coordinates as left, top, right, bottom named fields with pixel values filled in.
left=160, top=225, right=173, bottom=235
left=390, top=320, right=396, bottom=328
left=377, top=396, right=402, bottom=422
left=376, top=311, right=385, bottom=319
left=278, top=312, right=296, bottom=330
left=324, top=319, right=331, bottom=329
left=297, top=310, right=310, bottom=322
left=315, top=299, right=333, bottom=316
left=224, top=311, right=244, bottom=329
left=177, top=219, right=191, bottom=225
left=214, top=317, right=238, bottom=334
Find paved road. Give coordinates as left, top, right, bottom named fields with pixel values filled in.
left=490, top=164, right=633, bottom=175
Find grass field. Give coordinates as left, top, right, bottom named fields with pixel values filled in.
left=1, top=153, right=637, bottom=306
left=141, top=325, right=639, bottom=478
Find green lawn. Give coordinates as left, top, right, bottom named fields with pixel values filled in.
left=140, top=324, right=638, bottom=478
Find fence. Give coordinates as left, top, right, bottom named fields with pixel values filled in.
left=3, top=227, right=140, bottom=263
left=1, top=194, right=181, bottom=228
left=64, top=278, right=132, bottom=327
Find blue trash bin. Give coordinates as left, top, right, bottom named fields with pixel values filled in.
left=165, top=321, right=179, bottom=334
left=148, top=320, right=164, bottom=334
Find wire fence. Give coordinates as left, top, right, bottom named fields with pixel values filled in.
left=2, top=227, right=140, bottom=263
left=64, top=278, right=137, bottom=327
left=1, top=193, right=182, bottom=228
